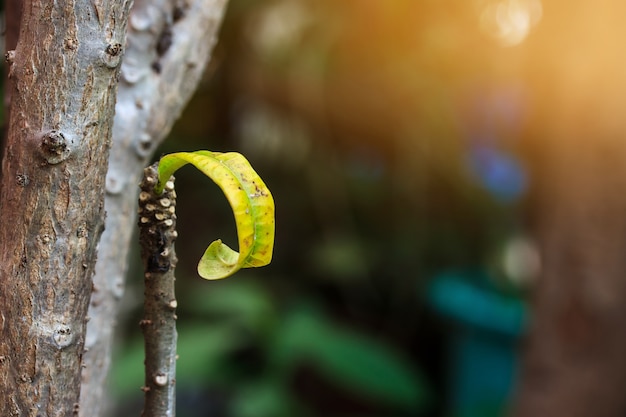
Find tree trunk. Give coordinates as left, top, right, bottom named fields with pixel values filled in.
left=513, top=1, right=626, bottom=415
left=79, top=0, right=229, bottom=415
left=514, top=140, right=626, bottom=417
left=0, top=1, right=131, bottom=415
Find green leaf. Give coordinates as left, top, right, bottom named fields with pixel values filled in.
left=274, top=309, right=431, bottom=410
left=156, top=150, right=275, bottom=279
left=185, top=280, right=278, bottom=334
left=230, top=381, right=295, bottom=417
left=111, top=324, right=242, bottom=399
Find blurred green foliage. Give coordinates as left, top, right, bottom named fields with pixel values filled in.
left=113, top=280, right=431, bottom=416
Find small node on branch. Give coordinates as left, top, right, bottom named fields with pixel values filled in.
left=53, top=325, right=73, bottom=349
left=105, top=173, right=125, bottom=195
left=77, top=225, right=88, bottom=238
left=139, top=191, right=151, bottom=202
left=156, top=27, right=173, bottom=57
left=154, top=373, right=168, bottom=387
left=101, top=43, right=123, bottom=69
left=151, top=61, right=162, bottom=74
left=173, top=4, right=187, bottom=22
left=15, top=173, right=30, bottom=187
left=64, top=37, right=78, bottom=51
left=106, top=43, right=122, bottom=57
left=5, top=50, right=15, bottom=78
left=39, top=130, right=71, bottom=164
left=5, top=50, right=15, bottom=64
left=135, top=133, right=156, bottom=157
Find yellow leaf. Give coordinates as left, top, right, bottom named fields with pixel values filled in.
left=156, top=151, right=275, bottom=279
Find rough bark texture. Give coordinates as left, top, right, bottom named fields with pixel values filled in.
left=138, top=166, right=178, bottom=417
left=1, top=0, right=22, bottom=164
left=80, top=0, right=229, bottom=414
left=0, top=1, right=131, bottom=415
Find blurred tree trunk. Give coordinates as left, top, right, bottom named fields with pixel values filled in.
left=513, top=2, right=626, bottom=416
left=515, top=140, right=626, bottom=417
left=0, top=0, right=228, bottom=415
left=81, top=0, right=228, bottom=415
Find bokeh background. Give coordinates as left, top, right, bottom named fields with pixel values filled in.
left=110, top=0, right=626, bottom=416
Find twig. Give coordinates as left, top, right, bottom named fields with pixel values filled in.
left=138, top=164, right=179, bottom=417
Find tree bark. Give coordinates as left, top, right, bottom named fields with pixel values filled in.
left=79, top=0, right=229, bottom=414
left=0, top=0, right=131, bottom=415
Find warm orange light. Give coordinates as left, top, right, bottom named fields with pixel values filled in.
left=480, top=0, right=542, bottom=46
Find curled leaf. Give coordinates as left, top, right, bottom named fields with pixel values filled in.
left=156, top=151, right=275, bottom=279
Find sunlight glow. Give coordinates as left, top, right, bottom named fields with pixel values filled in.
left=480, top=0, right=543, bottom=46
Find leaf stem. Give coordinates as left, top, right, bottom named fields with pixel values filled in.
left=138, top=164, right=179, bottom=417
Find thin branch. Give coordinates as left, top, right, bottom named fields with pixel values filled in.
left=138, top=164, right=179, bottom=417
